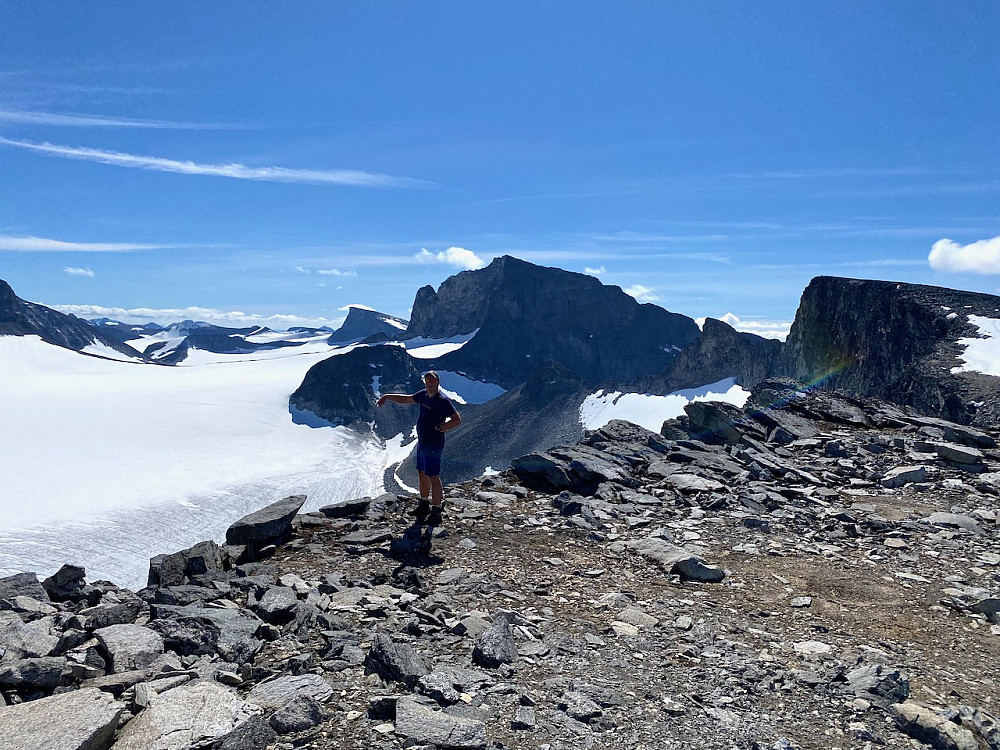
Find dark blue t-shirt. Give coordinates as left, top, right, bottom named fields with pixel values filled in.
left=411, top=389, right=457, bottom=449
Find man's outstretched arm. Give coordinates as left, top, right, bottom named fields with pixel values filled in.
left=377, top=394, right=415, bottom=407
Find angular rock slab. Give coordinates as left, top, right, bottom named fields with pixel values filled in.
left=147, top=540, right=227, bottom=588
left=890, top=702, right=980, bottom=750
left=111, top=680, right=257, bottom=750
left=364, top=633, right=429, bottom=688
left=881, top=465, right=926, bottom=489
left=94, top=624, right=164, bottom=673
left=394, top=697, right=487, bottom=749
left=226, top=495, right=306, bottom=547
left=0, top=687, right=123, bottom=750
left=615, top=537, right=726, bottom=582
left=0, top=656, right=68, bottom=689
left=319, top=496, right=371, bottom=518
left=247, top=673, right=334, bottom=711
left=0, top=611, right=59, bottom=660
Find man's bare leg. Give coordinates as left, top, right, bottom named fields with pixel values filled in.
left=429, top=475, right=444, bottom=507
left=418, top=470, right=431, bottom=500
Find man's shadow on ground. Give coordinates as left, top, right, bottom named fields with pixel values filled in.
left=382, top=521, right=446, bottom=568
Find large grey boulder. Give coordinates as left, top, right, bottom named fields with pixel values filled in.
left=94, top=625, right=164, bottom=673
left=247, top=673, right=334, bottom=710
left=213, top=716, right=278, bottom=750
left=394, top=696, right=487, bottom=749
left=77, top=600, right=144, bottom=631
left=255, top=586, right=299, bottom=624
left=269, top=695, right=325, bottom=734
left=0, top=573, right=48, bottom=603
left=846, top=664, right=910, bottom=707
left=148, top=604, right=262, bottom=665
left=111, top=680, right=256, bottom=750
left=147, top=541, right=227, bottom=588
left=42, top=564, right=87, bottom=602
left=472, top=615, right=518, bottom=669
left=225, top=495, right=306, bottom=561
left=614, top=536, right=726, bottom=582
left=0, top=612, right=60, bottom=660
left=0, top=687, right=123, bottom=750
left=0, top=656, right=68, bottom=689
left=364, top=633, right=430, bottom=688
left=890, top=702, right=979, bottom=750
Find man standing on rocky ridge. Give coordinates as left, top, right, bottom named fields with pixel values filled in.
left=377, top=370, right=461, bottom=525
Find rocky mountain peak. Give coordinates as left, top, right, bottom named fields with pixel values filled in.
left=328, top=306, right=408, bottom=345
left=407, top=256, right=701, bottom=388
left=0, top=279, right=18, bottom=323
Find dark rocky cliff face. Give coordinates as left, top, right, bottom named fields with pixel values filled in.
left=407, top=256, right=701, bottom=388
left=289, top=344, right=425, bottom=438
left=779, top=276, right=1000, bottom=426
left=640, top=316, right=782, bottom=393
left=328, top=307, right=408, bottom=345
left=0, top=278, right=143, bottom=359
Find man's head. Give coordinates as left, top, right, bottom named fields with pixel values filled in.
left=423, top=370, right=440, bottom=394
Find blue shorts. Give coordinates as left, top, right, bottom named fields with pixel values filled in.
left=415, top=444, right=444, bottom=476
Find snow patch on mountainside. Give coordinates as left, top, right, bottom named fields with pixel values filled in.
left=952, top=315, right=1000, bottom=376
left=404, top=330, right=479, bottom=359
left=580, top=377, right=751, bottom=432
left=81, top=341, right=143, bottom=362
left=436, top=370, right=506, bottom=405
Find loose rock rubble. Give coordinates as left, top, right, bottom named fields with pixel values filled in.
left=1, top=378, right=999, bottom=750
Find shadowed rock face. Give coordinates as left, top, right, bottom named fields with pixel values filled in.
left=779, top=276, right=1000, bottom=427
left=289, top=344, right=425, bottom=438
left=0, top=278, right=143, bottom=359
left=641, top=316, right=782, bottom=393
left=406, top=256, right=701, bottom=388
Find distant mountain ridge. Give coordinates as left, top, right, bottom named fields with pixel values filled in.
left=0, top=279, right=143, bottom=359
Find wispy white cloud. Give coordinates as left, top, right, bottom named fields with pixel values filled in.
left=316, top=268, right=358, bottom=277
left=414, top=246, right=486, bottom=270
left=0, top=235, right=166, bottom=252
left=623, top=284, right=660, bottom=303
left=0, top=137, right=429, bottom=188
left=0, top=109, right=238, bottom=130
left=48, top=303, right=343, bottom=330
left=696, top=312, right=792, bottom=341
left=584, top=266, right=605, bottom=275
left=929, top=235, right=1000, bottom=275
left=63, top=266, right=95, bottom=277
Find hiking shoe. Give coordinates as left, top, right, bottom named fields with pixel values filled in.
left=426, top=506, right=443, bottom=526
left=411, top=499, right=430, bottom=519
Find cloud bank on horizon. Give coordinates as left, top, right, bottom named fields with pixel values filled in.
left=929, top=235, right=1000, bottom=275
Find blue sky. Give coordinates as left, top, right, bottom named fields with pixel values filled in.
left=2, top=2, right=999, bottom=334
